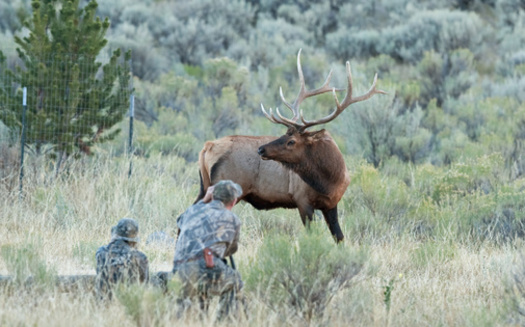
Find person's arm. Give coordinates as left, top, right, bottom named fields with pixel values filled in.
left=223, top=217, right=241, bottom=257
left=201, top=186, right=215, bottom=203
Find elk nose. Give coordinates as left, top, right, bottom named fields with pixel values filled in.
left=258, top=146, right=265, bottom=156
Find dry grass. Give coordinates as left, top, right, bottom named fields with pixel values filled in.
left=0, top=154, right=521, bottom=326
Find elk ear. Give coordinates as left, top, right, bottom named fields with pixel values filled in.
left=304, top=129, right=327, bottom=144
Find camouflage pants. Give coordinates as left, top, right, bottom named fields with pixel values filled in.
left=176, top=257, right=243, bottom=320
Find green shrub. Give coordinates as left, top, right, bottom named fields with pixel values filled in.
left=245, top=223, right=366, bottom=323
left=134, top=123, right=201, bottom=161
left=431, top=154, right=505, bottom=204
left=457, top=190, right=525, bottom=244
left=350, top=163, right=411, bottom=221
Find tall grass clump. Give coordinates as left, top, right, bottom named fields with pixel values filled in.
left=115, top=284, right=173, bottom=327
left=1, top=241, right=57, bottom=288
left=507, top=253, right=525, bottom=325
left=245, top=223, right=366, bottom=324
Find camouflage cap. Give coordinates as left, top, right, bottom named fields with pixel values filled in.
left=111, top=218, right=140, bottom=242
left=212, top=180, right=243, bottom=204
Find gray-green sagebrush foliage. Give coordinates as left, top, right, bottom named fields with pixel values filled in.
left=327, top=9, right=484, bottom=64
left=0, top=0, right=131, bottom=162
left=344, top=154, right=525, bottom=244
left=2, top=0, right=525, bottom=181
left=245, top=224, right=366, bottom=323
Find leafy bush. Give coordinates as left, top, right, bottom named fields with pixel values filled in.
left=430, top=154, right=505, bottom=203
left=245, top=224, right=366, bottom=323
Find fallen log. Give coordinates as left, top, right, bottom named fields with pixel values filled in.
left=0, top=271, right=171, bottom=293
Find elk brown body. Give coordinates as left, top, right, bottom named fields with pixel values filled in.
left=196, top=50, right=385, bottom=242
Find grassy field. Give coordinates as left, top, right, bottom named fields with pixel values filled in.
left=1, top=153, right=524, bottom=326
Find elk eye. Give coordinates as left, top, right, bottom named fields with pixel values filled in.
left=287, top=140, right=295, bottom=146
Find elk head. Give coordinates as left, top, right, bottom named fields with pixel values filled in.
left=258, top=49, right=386, bottom=166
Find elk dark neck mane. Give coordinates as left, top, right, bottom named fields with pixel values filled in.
left=282, top=136, right=346, bottom=196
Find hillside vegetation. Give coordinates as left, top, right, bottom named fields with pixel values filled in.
left=1, top=0, right=525, bottom=326
left=1, top=0, right=525, bottom=172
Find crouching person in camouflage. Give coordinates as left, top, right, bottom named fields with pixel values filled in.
left=95, top=218, right=149, bottom=300
left=173, top=180, right=244, bottom=321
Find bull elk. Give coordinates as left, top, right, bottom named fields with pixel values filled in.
left=196, top=50, right=385, bottom=242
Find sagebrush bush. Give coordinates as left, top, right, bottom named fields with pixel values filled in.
left=107, top=22, right=169, bottom=81
left=245, top=223, right=366, bottom=323
left=349, top=163, right=411, bottom=221
left=327, top=10, right=484, bottom=64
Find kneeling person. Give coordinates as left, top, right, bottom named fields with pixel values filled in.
left=173, top=180, right=243, bottom=319
left=96, top=218, right=149, bottom=300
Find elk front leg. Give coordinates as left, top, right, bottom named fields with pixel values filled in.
left=322, top=206, right=344, bottom=243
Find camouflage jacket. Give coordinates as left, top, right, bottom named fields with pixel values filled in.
left=95, top=239, right=149, bottom=298
left=173, top=200, right=241, bottom=269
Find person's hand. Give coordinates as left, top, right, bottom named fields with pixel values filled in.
left=202, top=186, right=214, bottom=203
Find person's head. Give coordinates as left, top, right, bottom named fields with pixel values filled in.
left=212, top=180, right=243, bottom=207
left=111, top=218, right=140, bottom=245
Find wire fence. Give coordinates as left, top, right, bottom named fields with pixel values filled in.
left=0, top=49, right=135, bottom=193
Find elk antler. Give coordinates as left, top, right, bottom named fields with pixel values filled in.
left=261, top=49, right=336, bottom=130
left=261, top=49, right=387, bottom=131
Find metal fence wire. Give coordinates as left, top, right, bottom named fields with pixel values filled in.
left=0, top=49, right=134, bottom=191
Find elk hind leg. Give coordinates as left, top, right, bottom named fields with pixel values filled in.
left=322, top=206, right=344, bottom=243
left=298, top=204, right=315, bottom=228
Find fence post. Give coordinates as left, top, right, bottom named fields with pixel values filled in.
left=19, top=87, right=27, bottom=198
left=128, top=93, right=134, bottom=179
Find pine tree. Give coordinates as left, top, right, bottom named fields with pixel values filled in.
left=0, top=0, right=131, bottom=162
